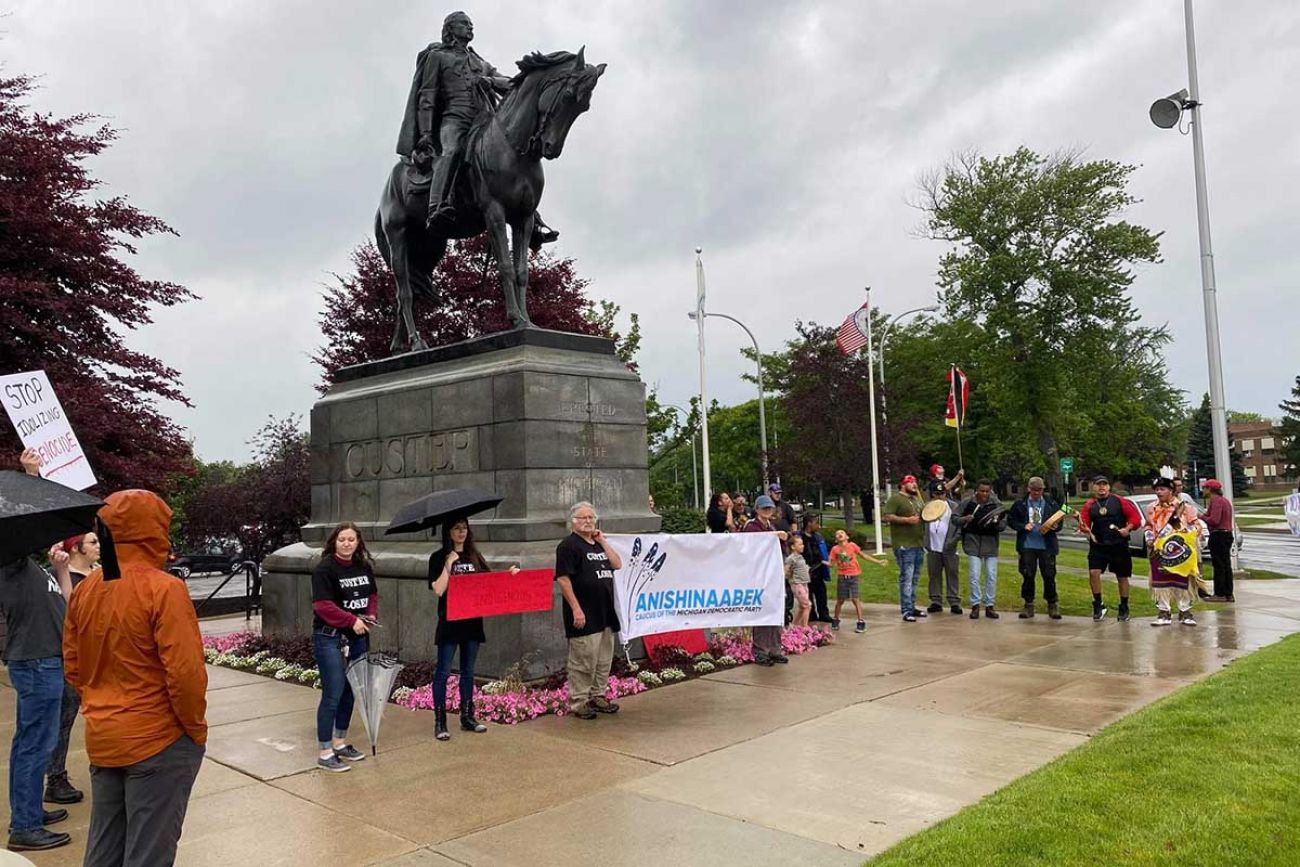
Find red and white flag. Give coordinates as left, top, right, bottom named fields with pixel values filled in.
left=945, top=365, right=969, bottom=429
left=836, top=301, right=871, bottom=355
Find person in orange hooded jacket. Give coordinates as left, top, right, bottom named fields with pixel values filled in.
left=63, top=489, right=207, bottom=867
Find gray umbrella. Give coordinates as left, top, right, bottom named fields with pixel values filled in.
left=345, top=651, right=405, bottom=756
left=384, top=488, right=503, bottom=536
left=0, top=470, right=103, bottom=564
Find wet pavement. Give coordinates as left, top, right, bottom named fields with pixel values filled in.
left=1238, top=530, right=1300, bottom=577
left=3, top=581, right=1298, bottom=866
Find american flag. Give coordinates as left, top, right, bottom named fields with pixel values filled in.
left=836, top=301, right=871, bottom=355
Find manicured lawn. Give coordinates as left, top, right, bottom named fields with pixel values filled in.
left=867, top=634, right=1300, bottom=866
left=1242, top=568, right=1296, bottom=581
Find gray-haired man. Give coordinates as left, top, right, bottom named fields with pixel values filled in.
left=554, top=502, right=623, bottom=720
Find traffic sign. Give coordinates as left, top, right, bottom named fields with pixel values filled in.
left=1060, top=457, right=1074, bottom=474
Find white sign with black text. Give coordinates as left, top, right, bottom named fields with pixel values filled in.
left=0, top=370, right=97, bottom=490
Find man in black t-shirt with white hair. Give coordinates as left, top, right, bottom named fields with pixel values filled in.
left=555, top=501, right=624, bottom=720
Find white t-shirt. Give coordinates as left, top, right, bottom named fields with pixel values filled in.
left=927, top=507, right=952, bottom=551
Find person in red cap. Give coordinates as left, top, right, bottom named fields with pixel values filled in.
left=1201, top=479, right=1235, bottom=602
left=929, top=464, right=965, bottom=497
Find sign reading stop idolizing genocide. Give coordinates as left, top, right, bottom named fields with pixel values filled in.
left=605, top=533, right=785, bottom=641
left=0, top=370, right=97, bottom=491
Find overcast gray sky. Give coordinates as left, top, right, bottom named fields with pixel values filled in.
left=6, top=1, right=1298, bottom=461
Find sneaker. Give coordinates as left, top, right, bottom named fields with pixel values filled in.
left=317, top=754, right=351, bottom=773
left=590, top=698, right=620, bottom=714
left=1178, top=610, right=1197, bottom=627
left=830, top=618, right=841, bottom=631
left=910, top=608, right=928, bottom=618
left=855, top=621, right=866, bottom=633
left=903, top=612, right=916, bottom=622
left=333, top=744, right=366, bottom=762
left=926, top=603, right=943, bottom=614
left=985, top=607, right=1000, bottom=620
left=44, top=774, right=83, bottom=805
left=572, top=705, right=598, bottom=720
left=7, top=828, right=71, bottom=851
left=1092, top=602, right=1108, bottom=622
left=1018, top=603, right=1035, bottom=619
left=753, top=654, right=775, bottom=667
left=1048, top=602, right=1061, bottom=620
left=772, top=654, right=790, bottom=664
left=1117, top=602, right=1131, bottom=623
left=950, top=604, right=963, bottom=615
left=1151, top=610, right=1173, bottom=627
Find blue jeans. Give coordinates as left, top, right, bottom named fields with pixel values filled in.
left=312, top=629, right=368, bottom=749
left=968, top=555, right=999, bottom=607
left=894, top=547, right=926, bottom=615
left=433, top=640, right=480, bottom=712
left=8, top=657, right=65, bottom=831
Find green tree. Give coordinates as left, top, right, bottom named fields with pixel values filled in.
left=1277, top=375, right=1300, bottom=479
left=918, top=147, right=1176, bottom=492
left=1186, top=394, right=1248, bottom=494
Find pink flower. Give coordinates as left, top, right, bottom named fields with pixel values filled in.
left=202, top=631, right=258, bottom=654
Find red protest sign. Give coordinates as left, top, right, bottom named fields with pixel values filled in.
left=642, top=630, right=709, bottom=656
left=446, top=569, right=554, bottom=621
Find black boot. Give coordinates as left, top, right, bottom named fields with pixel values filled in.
left=44, top=772, right=84, bottom=805
left=435, top=708, right=450, bottom=741
left=461, top=710, right=487, bottom=733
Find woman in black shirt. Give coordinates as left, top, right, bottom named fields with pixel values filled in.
left=310, top=522, right=377, bottom=773
left=428, top=518, right=516, bottom=741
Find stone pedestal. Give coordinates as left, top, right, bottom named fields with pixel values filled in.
left=262, top=329, right=660, bottom=678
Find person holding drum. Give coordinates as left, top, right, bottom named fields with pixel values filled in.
left=959, top=480, right=1006, bottom=619
left=1008, top=477, right=1062, bottom=620
left=922, top=481, right=962, bottom=614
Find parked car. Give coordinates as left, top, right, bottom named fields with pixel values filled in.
left=1121, top=494, right=1242, bottom=561
left=167, top=550, right=242, bottom=580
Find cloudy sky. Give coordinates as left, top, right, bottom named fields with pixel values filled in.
left=6, top=1, right=1298, bottom=461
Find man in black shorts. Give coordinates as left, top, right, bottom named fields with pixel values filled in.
left=1076, top=475, right=1143, bottom=621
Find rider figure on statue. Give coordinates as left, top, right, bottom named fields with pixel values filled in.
left=396, top=11, right=559, bottom=245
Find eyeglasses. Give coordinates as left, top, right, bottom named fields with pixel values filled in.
left=574, top=514, right=596, bottom=521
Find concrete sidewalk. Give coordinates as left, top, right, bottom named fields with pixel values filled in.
left=3, top=582, right=1298, bottom=867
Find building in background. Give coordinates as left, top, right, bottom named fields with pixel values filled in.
left=1230, top=420, right=1296, bottom=488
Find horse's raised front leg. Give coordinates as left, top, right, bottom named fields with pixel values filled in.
left=511, top=213, right=535, bottom=328
left=484, top=203, right=525, bottom=328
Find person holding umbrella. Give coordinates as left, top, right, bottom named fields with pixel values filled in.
left=428, top=518, right=518, bottom=741
left=310, top=522, right=378, bottom=773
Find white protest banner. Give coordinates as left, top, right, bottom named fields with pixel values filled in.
left=605, top=532, right=785, bottom=640
left=0, top=370, right=97, bottom=490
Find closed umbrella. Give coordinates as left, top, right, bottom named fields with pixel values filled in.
left=384, top=488, right=503, bottom=536
left=0, top=470, right=103, bottom=564
left=345, top=652, right=405, bottom=756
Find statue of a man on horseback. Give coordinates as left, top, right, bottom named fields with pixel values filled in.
left=395, top=11, right=557, bottom=244
left=376, top=11, right=605, bottom=353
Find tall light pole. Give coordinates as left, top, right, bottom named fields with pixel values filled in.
left=689, top=310, right=768, bottom=488
left=694, top=248, right=713, bottom=501
left=1149, top=0, right=1233, bottom=500
left=665, top=404, right=699, bottom=509
left=877, top=304, right=940, bottom=497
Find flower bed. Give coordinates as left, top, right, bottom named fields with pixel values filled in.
left=202, top=625, right=833, bottom=725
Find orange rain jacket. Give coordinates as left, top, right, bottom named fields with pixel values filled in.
left=64, top=490, right=208, bottom=767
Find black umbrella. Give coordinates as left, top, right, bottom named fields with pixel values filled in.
left=384, top=488, right=504, bottom=536
left=0, top=470, right=103, bottom=564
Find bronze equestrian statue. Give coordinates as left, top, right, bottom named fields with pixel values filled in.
left=377, top=11, right=606, bottom=352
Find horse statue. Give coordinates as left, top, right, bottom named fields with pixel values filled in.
left=375, top=48, right=606, bottom=353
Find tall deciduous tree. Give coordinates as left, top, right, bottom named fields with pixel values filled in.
left=313, top=237, right=628, bottom=389
left=0, top=74, right=193, bottom=491
left=1186, top=393, right=1248, bottom=493
left=1277, top=375, right=1300, bottom=480
left=918, top=147, right=1174, bottom=492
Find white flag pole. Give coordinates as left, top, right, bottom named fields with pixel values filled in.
left=864, top=288, right=884, bottom=556
left=695, top=248, right=712, bottom=503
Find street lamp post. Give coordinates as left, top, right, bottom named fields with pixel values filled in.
left=688, top=309, right=769, bottom=489
left=877, top=304, right=940, bottom=497
left=1149, top=0, right=1233, bottom=501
